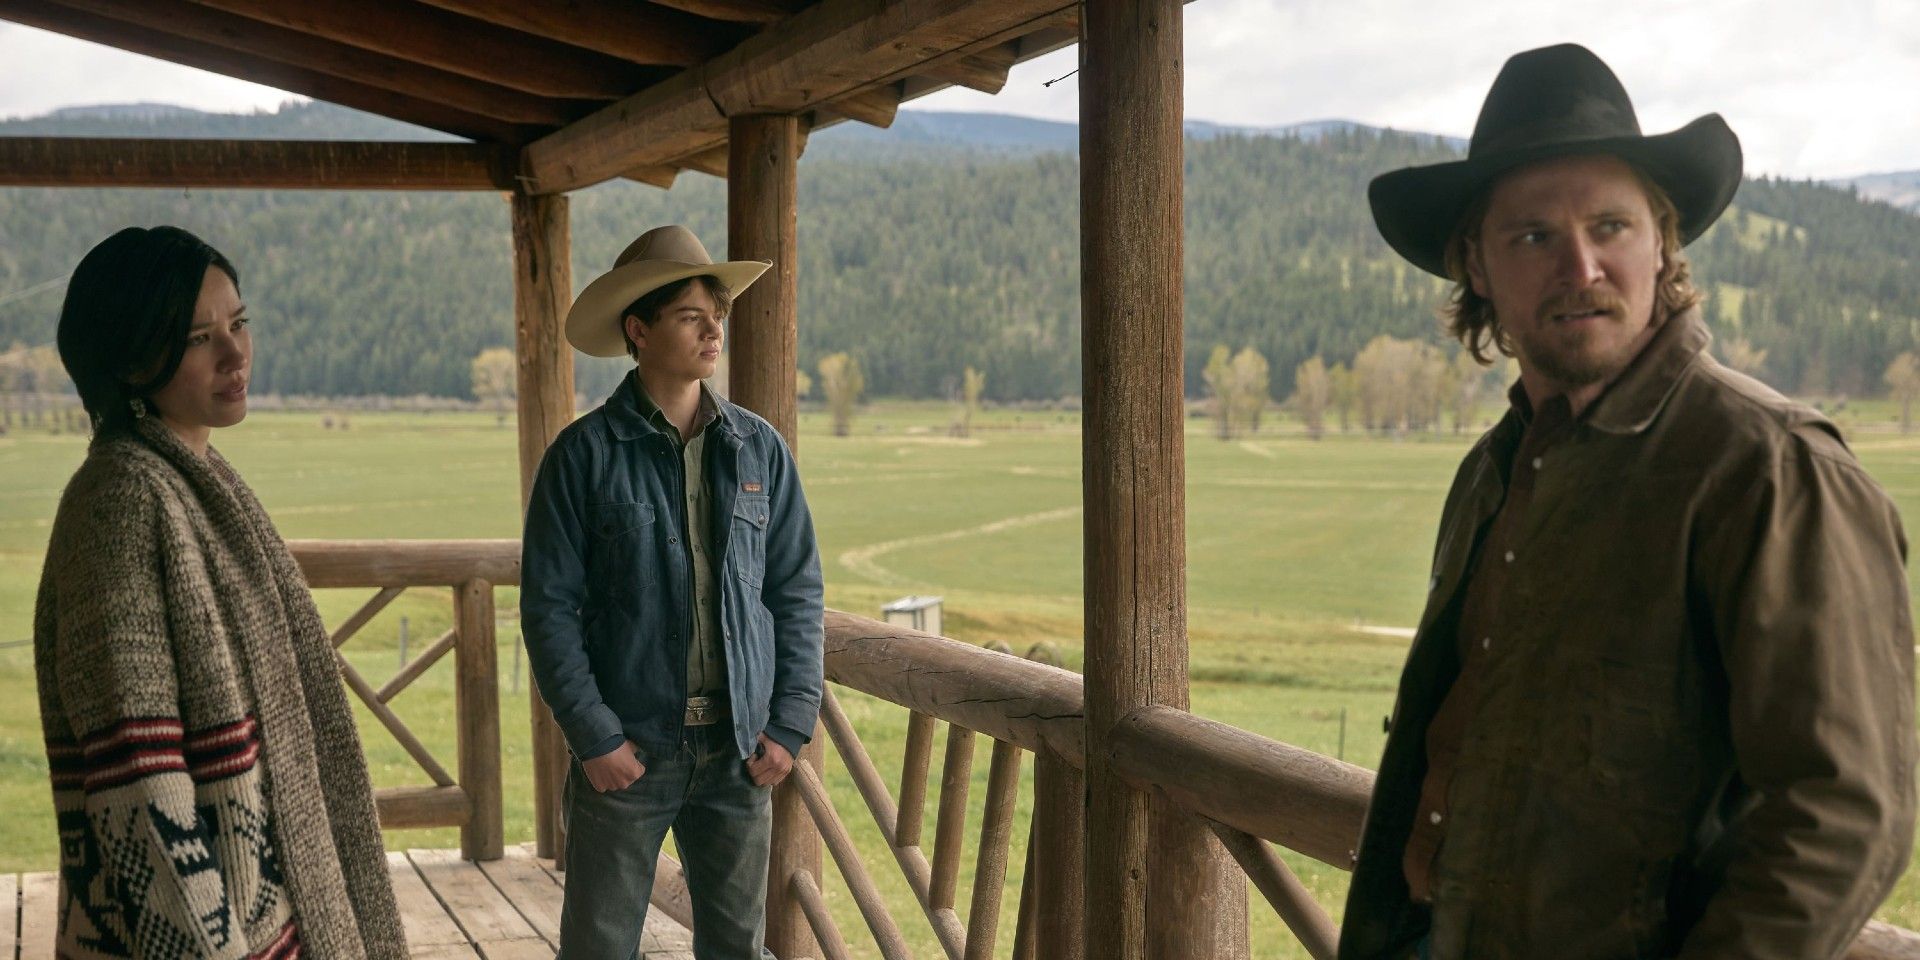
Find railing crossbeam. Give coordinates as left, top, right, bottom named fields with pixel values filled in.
left=791, top=869, right=857, bottom=960
left=330, top=585, right=406, bottom=649
left=1206, top=819, right=1337, bottom=960
left=376, top=627, right=458, bottom=703
left=963, top=739, right=1023, bottom=960
left=335, top=652, right=456, bottom=786
left=794, top=759, right=916, bottom=960
left=931, top=724, right=977, bottom=912
left=819, top=686, right=969, bottom=959
left=897, top=710, right=938, bottom=848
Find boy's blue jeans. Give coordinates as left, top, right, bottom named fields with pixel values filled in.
left=558, top=724, right=776, bottom=960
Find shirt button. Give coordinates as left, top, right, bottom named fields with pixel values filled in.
left=1504, top=550, right=1515, bottom=563
left=1481, top=637, right=1492, bottom=650
left=1531, top=456, right=1544, bottom=470
left=1429, top=811, right=1443, bottom=825
left=669, top=536, right=679, bottom=545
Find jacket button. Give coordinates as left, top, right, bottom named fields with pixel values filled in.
left=669, top=536, right=679, bottom=545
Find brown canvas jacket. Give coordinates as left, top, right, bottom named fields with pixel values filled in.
left=1338, top=308, right=1917, bottom=960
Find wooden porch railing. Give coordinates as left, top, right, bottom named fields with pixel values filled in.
left=811, top=611, right=1920, bottom=960
left=283, top=539, right=1920, bottom=957
left=291, top=539, right=517, bottom=862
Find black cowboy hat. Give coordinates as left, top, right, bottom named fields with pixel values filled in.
left=1369, top=43, right=1743, bottom=278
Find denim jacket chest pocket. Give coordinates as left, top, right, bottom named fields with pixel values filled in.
left=732, top=494, right=771, bottom=586
left=587, top=500, right=659, bottom=596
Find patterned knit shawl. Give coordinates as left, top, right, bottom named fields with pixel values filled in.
left=34, top=417, right=406, bottom=959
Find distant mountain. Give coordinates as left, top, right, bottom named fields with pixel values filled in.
left=3, top=102, right=1917, bottom=403
left=1833, top=170, right=1920, bottom=213
left=0, top=100, right=454, bottom=140
left=815, top=109, right=1468, bottom=154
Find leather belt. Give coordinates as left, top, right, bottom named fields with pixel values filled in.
left=684, top=695, right=729, bottom=727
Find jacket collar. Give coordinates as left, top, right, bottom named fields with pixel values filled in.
left=603, top=368, right=748, bottom=442
left=1580, top=305, right=1711, bottom=435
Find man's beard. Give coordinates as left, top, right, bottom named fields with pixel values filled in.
left=1508, top=289, right=1644, bottom=388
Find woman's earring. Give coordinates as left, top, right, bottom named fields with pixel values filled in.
left=127, top=397, right=147, bottom=419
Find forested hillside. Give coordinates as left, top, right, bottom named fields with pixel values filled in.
left=2, top=102, right=1916, bottom=401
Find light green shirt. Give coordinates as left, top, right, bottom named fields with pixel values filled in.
left=634, top=377, right=727, bottom=702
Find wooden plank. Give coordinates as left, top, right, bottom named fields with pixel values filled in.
left=413, top=0, right=739, bottom=66
left=0, top=138, right=510, bottom=191
left=409, top=849, right=545, bottom=949
left=41, top=0, right=580, bottom=125
left=19, top=872, right=54, bottom=959
left=0, top=1, right=534, bottom=143
left=455, top=579, right=504, bottom=861
left=184, top=0, right=655, bottom=99
left=820, top=84, right=902, bottom=128
left=411, top=945, right=483, bottom=960
left=520, top=0, right=1078, bottom=192
left=0, top=873, right=17, bottom=960
left=390, top=851, right=471, bottom=948
left=476, top=848, right=563, bottom=946
left=509, top=191, right=574, bottom=862
left=290, top=539, right=521, bottom=588
left=675, top=144, right=729, bottom=179
left=379, top=784, right=474, bottom=829
left=651, top=0, right=800, bottom=23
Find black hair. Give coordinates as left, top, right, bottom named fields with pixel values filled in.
left=620, top=274, right=732, bottom=361
left=56, top=226, right=239, bottom=434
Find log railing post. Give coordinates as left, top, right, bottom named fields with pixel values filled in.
left=727, top=111, right=819, bottom=959
left=1032, top=753, right=1086, bottom=959
left=454, top=577, right=503, bottom=860
left=510, top=190, right=574, bottom=861
left=1081, top=1, right=1246, bottom=956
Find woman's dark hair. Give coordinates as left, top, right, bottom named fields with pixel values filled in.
left=56, top=226, right=239, bottom=434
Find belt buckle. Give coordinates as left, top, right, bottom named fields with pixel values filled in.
left=686, top=695, right=717, bottom=726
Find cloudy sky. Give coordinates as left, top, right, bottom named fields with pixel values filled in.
left=3, top=0, right=1915, bottom=179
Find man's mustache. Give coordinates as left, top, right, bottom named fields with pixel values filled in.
left=1540, top=289, right=1628, bottom=321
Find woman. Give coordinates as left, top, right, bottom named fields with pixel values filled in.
left=34, top=226, right=406, bottom=959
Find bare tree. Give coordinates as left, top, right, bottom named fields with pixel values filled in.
left=469, top=347, right=516, bottom=426
left=1329, top=361, right=1356, bottom=433
left=795, top=367, right=813, bottom=403
left=1231, top=347, right=1271, bottom=435
left=1887, top=352, right=1920, bottom=434
left=1291, top=355, right=1332, bottom=439
left=956, top=365, right=987, bottom=437
left=1721, top=336, right=1769, bottom=379
left=819, top=352, right=865, bottom=437
left=1202, top=344, right=1235, bottom=439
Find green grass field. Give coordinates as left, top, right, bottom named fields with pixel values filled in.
left=4, top=398, right=1920, bottom=957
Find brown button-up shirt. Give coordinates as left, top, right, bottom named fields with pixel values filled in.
left=1340, top=309, right=1916, bottom=960
left=633, top=378, right=728, bottom=702
left=1402, top=389, right=1575, bottom=903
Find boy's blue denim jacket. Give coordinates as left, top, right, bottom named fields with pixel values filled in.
left=521, top=371, right=824, bottom=764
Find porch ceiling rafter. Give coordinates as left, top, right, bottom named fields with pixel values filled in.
left=30, top=0, right=587, bottom=127
left=0, top=0, right=537, bottom=142
left=651, top=0, right=805, bottom=24
left=0, top=137, right=514, bottom=190
left=518, top=0, right=1079, bottom=194
left=178, top=0, right=659, bottom=99
left=409, top=0, right=744, bottom=67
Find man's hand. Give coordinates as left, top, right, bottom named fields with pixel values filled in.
left=582, top=740, right=646, bottom=792
left=746, top=734, right=794, bottom=787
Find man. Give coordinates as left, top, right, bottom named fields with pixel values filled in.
left=521, top=224, right=824, bottom=959
left=1342, top=44, right=1916, bottom=959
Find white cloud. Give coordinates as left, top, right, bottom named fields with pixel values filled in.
left=3, top=2, right=1916, bottom=177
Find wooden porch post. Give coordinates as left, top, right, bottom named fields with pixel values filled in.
left=726, top=113, right=819, bottom=959
left=510, top=190, right=574, bottom=862
left=1081, top=1, right=1248, bottom=957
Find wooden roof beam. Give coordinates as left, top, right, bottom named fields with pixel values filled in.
left=412, top=0, right=741, bottom=66
left=622, top=166, right=681, bottom=189
left=182, top=0, right=657, bottom=98
left=819, top=84, right=901, bottom=128
left=674, top=144, right=729, bottom=178
left=0, top=1, right=536, bottom=142
left=914, top=48, right=1013, bottom=94
left=0, top=138, right=513, bottom=190
left=648, top=0, right=805, bottom=24
left=38, top=0, right=584, bottom=126
left=522, top=0, right=1079, bottom=193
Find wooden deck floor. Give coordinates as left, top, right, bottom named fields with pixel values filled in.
left=1, top=845, right=695, bottom=959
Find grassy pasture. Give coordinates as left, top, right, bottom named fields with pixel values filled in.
left=3, top=399, right=1920, bottom=957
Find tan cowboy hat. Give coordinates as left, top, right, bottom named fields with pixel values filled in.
left=566, top=224, right=771, bottom=357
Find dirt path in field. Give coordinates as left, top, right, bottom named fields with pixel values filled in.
left=837, top=505, right=1082, bottom=584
